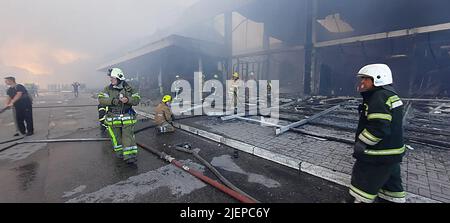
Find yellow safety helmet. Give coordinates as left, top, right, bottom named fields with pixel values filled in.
left=233, top=72, right=239, bottom=78
left=162, top=95, right=172, bottom=103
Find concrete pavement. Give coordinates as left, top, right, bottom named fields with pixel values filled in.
left=0, top=92, right=349, bottom=203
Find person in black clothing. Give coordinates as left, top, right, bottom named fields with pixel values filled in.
left=4, top=76, right=34, bottom=136
left=349, top=64, right=406, bottom=203
left=72, top=82, right=81, bottom=97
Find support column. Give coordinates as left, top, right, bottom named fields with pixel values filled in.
left=304, top=0, right=318, bottom=95
left=408, top=41, right=420, bottom=97
left=158, top=65, right=163, bottom=95
left=311, top=0, right=319, bottom=95
left=136, top=71, right=140, bottom=92
left=263, top=23, right=270, bottom=80
left=225, top=11, right=233, bottom=81
left=198, top=56, right=203, bottom=73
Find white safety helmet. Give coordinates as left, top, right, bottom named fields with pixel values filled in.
left=108, top=68, right=126, bottom=81
left=357, top=64, right=393, bottom=87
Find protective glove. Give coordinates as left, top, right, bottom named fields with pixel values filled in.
left=112, top=98, right=120, bottom=105
left=353, top=140, right=367, bottom=156
left=357, top=104, right=364, bottom=114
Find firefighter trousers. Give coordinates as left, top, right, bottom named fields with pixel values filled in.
left=105, top=114, right=138, bottom=161
left=350, top=160, right=406, bottom=203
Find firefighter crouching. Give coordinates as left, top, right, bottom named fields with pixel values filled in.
left=155, top=95, right=175, bottom=134
left=349, top=64, right=406, bottom=203
left=98, top=68, right=141, bottom=164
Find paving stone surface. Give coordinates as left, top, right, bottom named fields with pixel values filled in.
left=178, top=116, right=450, bottom=202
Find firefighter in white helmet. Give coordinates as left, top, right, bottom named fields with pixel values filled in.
left=349, top=64, right=406, bottom=203
left=212, top=74, right=221, bottom=94
left=248, top=71, right=256, bottom=81
left=173, top=75, right=183, bottom=103
left=98, top=68, right=141, bottom=164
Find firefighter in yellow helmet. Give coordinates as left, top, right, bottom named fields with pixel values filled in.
left=228, top=72, right=240, bottom=112
left=155, top=95, right=175, bottom=133
left=232, top=72, right=239, bottom=80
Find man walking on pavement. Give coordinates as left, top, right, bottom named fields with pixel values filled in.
left=4, top=76, right=34, bottom=136
left=349, top=64, right=407, bottom=203
left=98, top=68, right=141, bottom=164
left=72, top=82, right=81, bottom=97
left=154, top=95, right=175, bottom=133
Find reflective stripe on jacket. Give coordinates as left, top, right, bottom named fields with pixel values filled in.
left=355, top=86, right=405, bottom=164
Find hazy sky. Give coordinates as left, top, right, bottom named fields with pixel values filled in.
left=0, top=0, right=198, bottom=88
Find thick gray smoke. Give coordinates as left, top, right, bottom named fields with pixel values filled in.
left=0, top=0, right=198, bottom=89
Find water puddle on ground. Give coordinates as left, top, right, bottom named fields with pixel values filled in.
left=66, top=159, right=206, bottom=203
left=211, top=155, right=281, bottom=188
left=14, top=162, right=38, bottom=191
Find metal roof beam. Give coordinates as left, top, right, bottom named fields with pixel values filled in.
left=315, top=22, right=450, bottom=48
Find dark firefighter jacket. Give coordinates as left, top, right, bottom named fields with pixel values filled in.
left=355, top=85, right=405, bottom=164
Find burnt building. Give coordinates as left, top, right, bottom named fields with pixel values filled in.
left=98, top=0, right=450, bottom=98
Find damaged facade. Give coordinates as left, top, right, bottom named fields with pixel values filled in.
left=98, top=0, right=450, bottom=98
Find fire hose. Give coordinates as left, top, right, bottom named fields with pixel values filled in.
left=136, top=142, right=257, bottom=204
left=0, top=135, right=25, bottom=145
left=0, top=138, right=110, bottom=153
left=174, top=145, right=260, bottom=203
left=32, top=104, right=98, bottom=109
